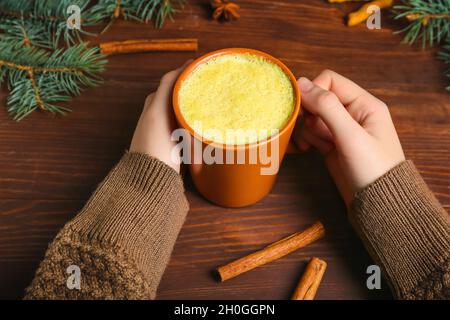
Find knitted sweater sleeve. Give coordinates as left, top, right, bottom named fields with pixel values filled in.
left=349, top=160, right=450, bottom=299
left=24, top=152, right=189, bottom=299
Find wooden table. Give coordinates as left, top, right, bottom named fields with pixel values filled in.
left=0, top=0, right=448, bottom=300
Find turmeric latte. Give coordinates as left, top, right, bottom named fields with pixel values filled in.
left=179, top=54, right=295, bottom=145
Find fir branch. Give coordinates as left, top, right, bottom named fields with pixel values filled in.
left=0, top=0, right=185, bottom=48
left=0, top=16, right=54, bottom=49
left=89, top=0, right=183, bottom=30
left=438, top=37, right=450, bottom=90
left=393, top=0, right=450, bottom=47
left=0, top=0, right=102, bottom=48
left=0, top=0, right=186, bottom=121
left=0, top=41, right=107, bottom=120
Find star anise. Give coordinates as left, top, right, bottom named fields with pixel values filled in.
left=211, top=0, right=240, bottom=21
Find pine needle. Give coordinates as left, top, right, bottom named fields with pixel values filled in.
left=88, top=0, right=184, bottom=31
left=393, top=0, right=450, bottom=48
left=0, top=41, right=107, bottom=120
left=438, top=37, right=450, bottom=90
left=393, top=1, right=450, bottom=90
left=0, top=0, right=184, bottom=120
left=0, top=0, right=99, bottom=48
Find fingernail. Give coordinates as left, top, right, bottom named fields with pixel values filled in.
left=183, top=59, right=194, bottom=66
left=298, top=77, right=314, bottom=93
left=297, top=140, right=311, bottom=151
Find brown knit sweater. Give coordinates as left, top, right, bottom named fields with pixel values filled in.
left=24, top=153, right=449, bottom=299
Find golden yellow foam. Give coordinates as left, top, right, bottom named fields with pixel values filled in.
left=179, top=53, right=295, bottom=145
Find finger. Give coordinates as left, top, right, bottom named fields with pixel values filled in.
left=298, top=77, right=362, bottom=142
left=304, top=114, right=333, bottom=142
left=312, top=70, right=390, bottom=128
left=296, top=138, right=311, bottom=152
left=143, top=93, right=155, bottom=110
left=293, top=123, right=311, bottom=151
left=153, top=71, right=182, bottom=103
left=298, top=124, right=334, bottom=155
left=312, top=69, right=378, bottom=106
left=153, top=59, right=194, bottom=104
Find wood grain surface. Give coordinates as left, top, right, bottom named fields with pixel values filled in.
left=0, top=0, right=448, bottom=300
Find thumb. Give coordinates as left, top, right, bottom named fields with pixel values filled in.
left=153, top=59, right=194, bottom=104
left=298, top=77, right=362, bottom=143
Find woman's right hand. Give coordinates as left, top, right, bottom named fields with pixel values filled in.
left=130, top=61, right=192, bottom=173
left=293, top=70, right=405, bottom=206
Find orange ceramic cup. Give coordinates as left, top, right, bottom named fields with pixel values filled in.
left=173, top=48, right=301, bottom=207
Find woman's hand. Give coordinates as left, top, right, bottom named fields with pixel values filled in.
left=130, top=62, right=191, bottom=173
left=294, top=70, right=405, bottom=206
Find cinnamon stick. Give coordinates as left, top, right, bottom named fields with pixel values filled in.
left=99, top=38, right=198, bottom=55
left=291, top=257, right=327, bottom=300
left=217, top=221, right=325, bottom=281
